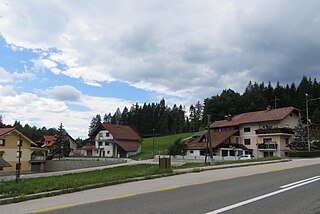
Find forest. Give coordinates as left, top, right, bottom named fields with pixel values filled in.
left=90, top=76, right=320, bottom=137
left=1, top=76, right=320, bottom=141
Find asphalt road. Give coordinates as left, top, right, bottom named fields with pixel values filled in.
left=44, top=163, right=320, bottom=214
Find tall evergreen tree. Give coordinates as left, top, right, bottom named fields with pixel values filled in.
left=50, top=123, right=71, bottom=159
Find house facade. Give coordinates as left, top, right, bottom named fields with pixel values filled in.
left=210, top=106, right=299, bottom=158
left=0, top=128, right=47, bottom=173
left=186, top=130, right=249, bottom=158
left=39, top=133, right=79, bottom=156
left=89, top=123, right=142, bottom=158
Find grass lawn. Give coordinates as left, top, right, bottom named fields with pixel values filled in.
left=0, top=164, right=171, bottom=199
left=131, top=133, right=193, bottom=160
left=175, top=156, right=283, bottom=169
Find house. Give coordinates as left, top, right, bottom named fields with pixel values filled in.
left=39, top=133, right=79, bottom=156
left=88, top=123, right=143, bottom=158
left=0, top=128, right=47, bottom=173
left=186, top=130, right=249, bottom=158
left=209, top=106, right=300, bottom=158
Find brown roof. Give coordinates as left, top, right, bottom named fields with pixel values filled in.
left=0, top=157, right=11, bottom=168
left=0, top=128, right=14, bottom=137
left=116, top=141, right=141, bottom=152
left=102, top=123, right=142, bottom=141
left=211, top=107, right=298, bottom=128
left=43, top=135, right=56, bottom=142
left=187, top=130, right=238, bottom=149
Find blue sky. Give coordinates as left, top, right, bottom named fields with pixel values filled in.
left=1, top=0, right=320, bottom=138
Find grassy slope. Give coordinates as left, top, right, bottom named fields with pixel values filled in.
left=131, top=133, right=193, bottom=160
left=0, top=164, right=171, bottom=198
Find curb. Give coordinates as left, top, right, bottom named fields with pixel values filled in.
left=0, top=159, right=290, bottom=205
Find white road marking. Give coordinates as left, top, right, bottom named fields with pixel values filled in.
left=206, top=176, right=320, bottom=214
left=280, top=176, right=320, bottom=189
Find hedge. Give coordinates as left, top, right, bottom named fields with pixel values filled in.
left=288, top=150, right=320, bottom=158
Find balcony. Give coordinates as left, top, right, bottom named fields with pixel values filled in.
left=30, top=155, right=46, bottom=162
left=257, top=143, right=278, bottom=150
left=255, top=127, right=294, bottom=135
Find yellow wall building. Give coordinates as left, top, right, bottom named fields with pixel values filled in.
left=0, top=128, right=46, bottom=172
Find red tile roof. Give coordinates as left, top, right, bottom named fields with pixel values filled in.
left=102, top=123, right=142, bottom=141
left=116, top=141, right=141, bottom=152
left=211, top=107, right=298, bottom=128
left=43, top=135, right=56, bottom=142
left=187, top=130, right=238, bottom=149
left=0, top=128, right=14, bottom=137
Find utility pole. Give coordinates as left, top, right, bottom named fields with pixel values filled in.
left=207, top=115, right=213, bottom=162
left=152, top=128, right=155, bottom=158
left=16, top=133, right=22, bottom=183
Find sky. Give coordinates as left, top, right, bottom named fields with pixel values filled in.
left=0, top=0, right=320, bottom=138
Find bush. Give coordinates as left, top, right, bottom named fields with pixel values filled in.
left=288, top=150, right=320, bottom=158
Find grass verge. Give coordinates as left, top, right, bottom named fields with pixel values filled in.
left=0, top=164, right=171, bottom=199
left=131, top=133, right=193, bottom=160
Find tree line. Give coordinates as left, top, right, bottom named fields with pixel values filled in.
left=90, top=76, right=320, bottom=137
left=89, top=98, right=192, bottom=137
left=202, top=76, right=320, bottom=125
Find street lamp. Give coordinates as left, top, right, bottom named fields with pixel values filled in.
left=152, top=128, right=155, bottom=159
left=305, top=93, right=320, bottom=151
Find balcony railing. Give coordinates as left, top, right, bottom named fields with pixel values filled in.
left=255, top=127, right=294, bottom=135
left=257, top=143, right=278, bottom=150
left=30, top=155, right=46, bottom=161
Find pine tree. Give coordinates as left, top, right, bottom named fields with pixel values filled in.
left=289, top=113, right=307, bottom=150
left=50, top=123, right=71, bottom=159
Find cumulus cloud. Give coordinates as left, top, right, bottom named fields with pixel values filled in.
left=1, top=0, right=320, bottom=104
left=0, top=67, right=12, bottom=82
left=46, top=85, right=82, bottom=102
left=0, top=85, right=131, bottom=138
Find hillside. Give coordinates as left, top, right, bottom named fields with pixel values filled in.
left=131, top=133, right=193, bottom=160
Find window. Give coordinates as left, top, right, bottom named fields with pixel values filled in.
left=99, top=133, right=103, bottom=137
left=105, top=142, right=109, bottom=146
left=190, top=151, right=194, bottom=154
left=98, top=142, right=103, bottom=147
left=16, top=151, right=22, bottom=158
left=107, top=151, right=110, bottom=154
left=244, top=139, right=251, bottom=145
left=263, top=138, right=272, bottom=144
left=285, top=138, right=289, bottom=145
left=106, top=132, right=110, bottom=137
left=222, top=150, right=228, bottom=156
left=0, top=139, right=5, bottom=146
left=244, top=127, right=251, bottom=132
left=17, top=140, right=23, bottom=147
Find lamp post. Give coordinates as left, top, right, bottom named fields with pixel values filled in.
left=152, top=128, right=155, bottom=159
left=305, top=93, right=320, bottom=152
left=16, top=133, right=22, bottom=183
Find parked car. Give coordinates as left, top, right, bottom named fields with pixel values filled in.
left=239, top=154, right=254, bottom=160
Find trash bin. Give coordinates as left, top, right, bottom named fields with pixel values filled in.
left=159, top=157, right=171, bottom=169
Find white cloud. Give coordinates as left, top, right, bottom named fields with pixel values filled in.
left=1, top=0, right=320, bottom=105
left=12, top=71, right=36, bottom=80
left=0, top=84, right=131, bottom=138
left=0, top=67, right=12, bottom=83
left=46, top=85, right=82, bottom=102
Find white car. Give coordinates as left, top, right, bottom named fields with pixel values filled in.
left=239, top=155, right=254, bottom=160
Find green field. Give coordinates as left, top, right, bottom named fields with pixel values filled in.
left=131, top=133, right=193, bottom=160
